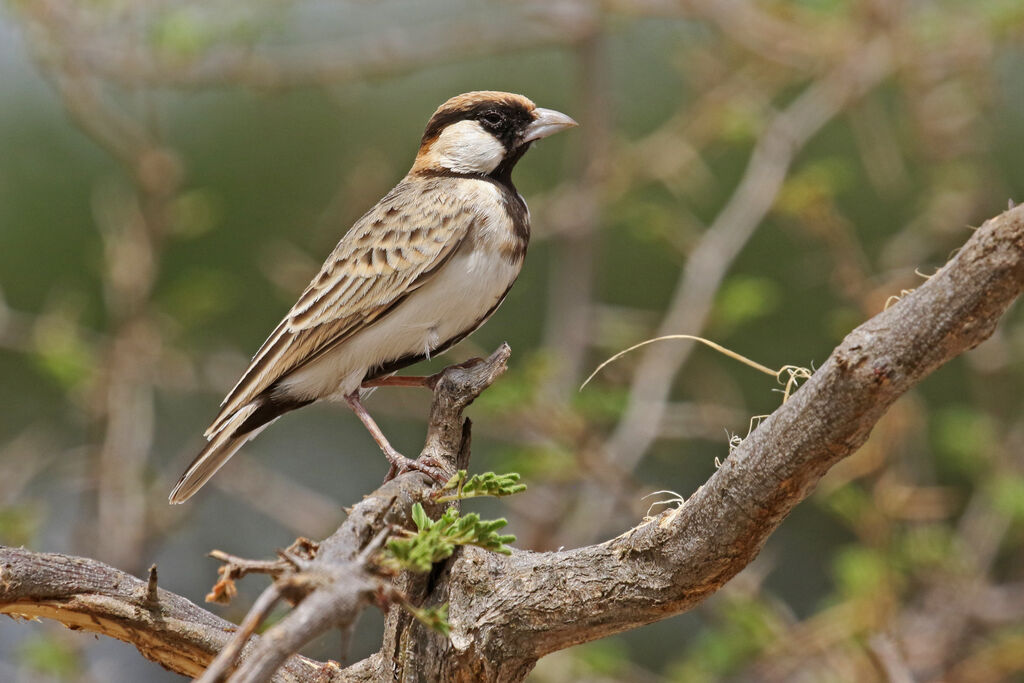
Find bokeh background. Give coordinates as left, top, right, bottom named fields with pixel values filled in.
left=2, top=1, right=1024, bottom=681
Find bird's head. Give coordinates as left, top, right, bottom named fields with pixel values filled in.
left=412, top=91, right=577, bottom=181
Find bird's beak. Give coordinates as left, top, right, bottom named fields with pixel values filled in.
left=524, top=108, right=578, bottom=142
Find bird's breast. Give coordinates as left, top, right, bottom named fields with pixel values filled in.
left=389, top=222, right=524, bottom=353
left=479, top=181, right=530, bottom=265
left=278, top=226, right=524, bottom=401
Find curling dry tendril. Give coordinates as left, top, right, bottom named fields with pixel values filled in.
left=581, top=334, right=811, bottom=402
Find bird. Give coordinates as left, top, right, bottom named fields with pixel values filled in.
left=169, top=91, right=577, bottom=503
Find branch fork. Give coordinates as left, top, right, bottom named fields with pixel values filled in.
left=196, top=344, right=512, bottom=681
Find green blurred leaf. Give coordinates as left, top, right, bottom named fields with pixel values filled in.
left=825, top=306, right=863, bottom=342
left=571, top=383, right=629, bottom=421
left=150, top=8, right=210, bottom=57
left=932, top=406, right=996, bottom=475
left=618, top=199, right=694, bottom=246
left=983, top=0, right=1024, bottom=36
left=0, top=505, right=40, bottom=546
left=473, top=353, right=551, bottom=414
left=776, top=158, right=856, bottom=217
left=30, top=314, right=94, bottom=390
left=713, top=275, right=781, bottom=332
left=667, top=596, right=777, bottom=681
left=149, top=7, right=266, bottom=58
left=18, top=634, right=80, bottom=677
left=159, top=268, right=238, bottom=329
left=790, top=0, right=850, bottom=12
left=405, top=602, right=450, bottom=637
left=833, top=546, right=892, bottom=599
left=493, top=444, right=576, bottom=481
left=716, top=102, right=762, bottom=144
left=576, top=639, right=629, bottom=676
left=823, top=484, right=871, bottom=528
left=896, top=524, right=958, bottom=572
left=989, top=474, right=1024, bottom=522
left=170, top=189, right=223, bottom=239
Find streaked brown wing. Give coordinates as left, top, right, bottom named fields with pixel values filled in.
left=205, top=182, right=474, bottom=437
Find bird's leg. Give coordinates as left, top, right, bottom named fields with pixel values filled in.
left=344, top=391, right=449, bottom=483
left=360, top=357, right=488, bottom=391
left=361, top=375, right=437, bottom=390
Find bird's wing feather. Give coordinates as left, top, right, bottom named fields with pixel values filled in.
left=205, top=181, right=475, bottom=437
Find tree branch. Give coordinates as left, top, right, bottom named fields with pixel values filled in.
left=22, top=0, right=591, bottom=90
left=198, top=345, right=511, bottom=680
left=0, top=547, right=322, bottom=680
left=1, top=345, right=511, bottom=680
left=354, top=206, right=1024, bottom=679
left=2, top=204, right=1022, bottom=681
left=604, top=37, right=893, bottom=479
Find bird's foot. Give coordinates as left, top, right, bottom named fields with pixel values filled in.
left=383, top=452, right=451, bottom=484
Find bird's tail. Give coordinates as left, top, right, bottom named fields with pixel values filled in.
left=169, top=393, right=314, bottom=504
left=169, top=403, right=264, bottom=504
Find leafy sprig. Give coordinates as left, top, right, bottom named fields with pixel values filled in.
left=435, top=470, right=527, bottom=502
left=382, top=503, right=516, bottom=573
left=383, top=473, right=527, bottom=637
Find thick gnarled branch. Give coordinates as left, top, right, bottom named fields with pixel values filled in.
left=353, top=205, right=1024, bottom=679
left=202, top=345, right=511, bottom=681
left=2, top=206, right=1022, bottom=681
left=0, top=345, right=511, bottom=680
left=0, top=547, right=323, bottom=680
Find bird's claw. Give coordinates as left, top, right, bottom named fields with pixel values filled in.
left=383, top=453, right=451, bottom=484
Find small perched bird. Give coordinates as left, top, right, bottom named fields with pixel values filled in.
left=169, top=91, right=577, bottom=503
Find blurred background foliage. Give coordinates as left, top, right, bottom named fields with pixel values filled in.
left=1, top=0, right=1024, bottom=681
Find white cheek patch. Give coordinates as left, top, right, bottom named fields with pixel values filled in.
left=430, top=120, right=507, bottom=174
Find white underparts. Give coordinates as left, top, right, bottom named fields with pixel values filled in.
left=276, top=181, right=522, bottom=402
left=427, top=120, right=507, bottom=175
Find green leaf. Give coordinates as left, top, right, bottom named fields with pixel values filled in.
left=383, top=504, right=516, bottom=573
left=436, top=470, right=527, bottom=502
left=411, top=502, right=430, bottom=531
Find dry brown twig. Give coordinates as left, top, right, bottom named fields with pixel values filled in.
left=2, top=205, right=1022, bottom=680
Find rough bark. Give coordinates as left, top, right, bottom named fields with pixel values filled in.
left=2, top=205, right=1022, bottom=681
left=0, top=548, right=322, bottom=680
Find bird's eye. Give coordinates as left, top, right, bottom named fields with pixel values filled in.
left=480, top=111, right=503, bottom=126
